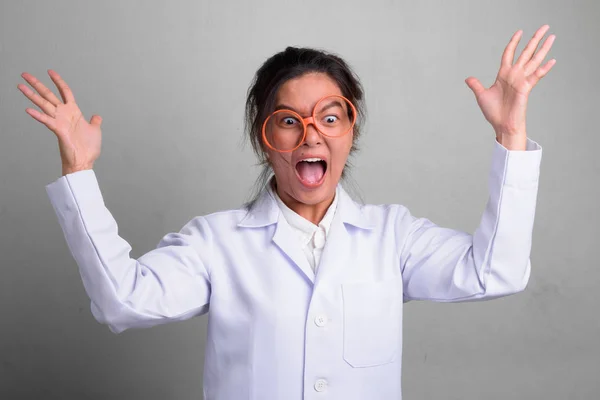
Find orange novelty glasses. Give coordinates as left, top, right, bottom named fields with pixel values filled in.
left=262, top=95, right=357, bottom=152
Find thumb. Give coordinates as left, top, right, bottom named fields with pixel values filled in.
left=465, top=77, right=485, bottom=98
left=89, top=114, right=102, bottom=127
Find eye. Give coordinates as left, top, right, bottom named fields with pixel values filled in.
left=278, top=116, right=300, bottom=127
left=323, top=115, right=339, bottom=124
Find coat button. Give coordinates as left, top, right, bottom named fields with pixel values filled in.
left=314, top=378, right=328, bottom=392
left=314, top=314, right=328, bottom=327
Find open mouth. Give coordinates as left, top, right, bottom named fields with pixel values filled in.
left=295, top=158, right=328, bottom=187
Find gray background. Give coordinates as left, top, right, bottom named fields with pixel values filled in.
left=1, top=0, right=598, bottom=399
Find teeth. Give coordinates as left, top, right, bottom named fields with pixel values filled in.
left=302, top=158, right=323, bottom=162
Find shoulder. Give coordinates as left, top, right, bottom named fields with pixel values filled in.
left=338, top=189, right=418, bottom=233
left=359, top=202, right=415, bottom=227
left=179, top=205, right=252, bottom=236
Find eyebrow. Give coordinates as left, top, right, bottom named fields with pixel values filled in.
left=273, top=100, right=345, bottom=115
left=274, top=104, right=299, bottom=113
left=317, top=100, right=345, bottom=113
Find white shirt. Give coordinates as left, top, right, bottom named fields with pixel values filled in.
left=45, top=138, right=542, bottom=399
left=270, top=183, right=338, bottom=272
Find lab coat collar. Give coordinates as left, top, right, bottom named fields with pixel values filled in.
left=238, top=180, right=374, bottom=285
left=237, top=181, right=374, bottom=231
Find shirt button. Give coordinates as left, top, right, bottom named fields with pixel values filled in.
left=314, top=379, right=328, bottom=392
left=314, top=314, right=328, bottom=327
left=313, top=229, right=325, bottom=249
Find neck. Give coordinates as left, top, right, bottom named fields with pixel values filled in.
left=272, top=180, right=334, bottom=225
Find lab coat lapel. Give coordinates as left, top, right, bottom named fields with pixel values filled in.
left=272, top=214, right=315, bottom=284
left=238, top=184, right=315, bottom=284
left=314, top=208, right=350, bottom=285
left=315, top=186, right=374, bottom=284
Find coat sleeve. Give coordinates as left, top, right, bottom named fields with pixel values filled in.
left=398, top=137, right=542, bottom=302
left=45, top=169, right=212, bottom=333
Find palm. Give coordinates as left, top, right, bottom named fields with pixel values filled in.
left=474, top=72, right=529, bottom=134
left=52, top=102, right=101, bottom=169
left=466, top=25, right=556, bottom=139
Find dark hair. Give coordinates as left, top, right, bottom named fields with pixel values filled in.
left=243, top=46, right=366, bottom=204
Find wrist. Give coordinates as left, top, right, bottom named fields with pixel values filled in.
left=495, top=132, right=527, bottom=151
left=62, top=164, right=93, bottom=176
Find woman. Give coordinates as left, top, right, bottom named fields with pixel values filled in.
left=18, top=25, right=555, bottom=399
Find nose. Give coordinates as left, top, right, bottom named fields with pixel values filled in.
left=303, top=117, right=323, bottom=146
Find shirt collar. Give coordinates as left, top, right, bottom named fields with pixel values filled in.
left=237, top=178, right=374, bottom=231
left=269, top=183, right=338, bottom=247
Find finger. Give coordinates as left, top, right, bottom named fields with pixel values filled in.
left=25, top=107, right=58, bottom=132
left=465, top=77, right=486, bottom=98
left=21, top=72, right=62, bottom=107
left=515, top=25, right=550, bottom=67
left=17, top=83, right=57, bottom=117
left=501, top=29, right=523, bottom=68
left=90, top=115, right=102, bottom=127
left=526, top=59, right=556, bottom=87
left=47, top=69, right=76, bottom=104
left=524, top=34, right=556, bottom=76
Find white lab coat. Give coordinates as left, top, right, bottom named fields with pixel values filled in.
left=45, top=138, right=542, bottom=400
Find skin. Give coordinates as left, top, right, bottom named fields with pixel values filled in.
left=17, top=25, right=555, bottom=225
left=266, top=72, right=354, bottom=225
left=465, top=25, right=556, bottom=150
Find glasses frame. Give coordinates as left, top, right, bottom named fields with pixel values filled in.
left=261, top=94, right=358, bottom=153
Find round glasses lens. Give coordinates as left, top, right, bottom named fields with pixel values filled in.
left=263, top=96, right=356, bottom=152
left=264, top=110, right=304, bottom=151
left=314, top=96, right=355, bottom=138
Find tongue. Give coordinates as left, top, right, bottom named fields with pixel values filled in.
left=296, top=161, right=325, bottom=184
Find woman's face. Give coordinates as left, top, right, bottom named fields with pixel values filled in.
left=265, top=72, right=354, bottom=211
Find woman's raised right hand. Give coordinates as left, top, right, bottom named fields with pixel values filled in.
left=18, top=70, right=103, bottom=176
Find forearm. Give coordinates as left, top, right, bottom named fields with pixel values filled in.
left=400, top=137, right=542, bottom=302
left=45, top=169, right=211, bottom=333
left=471, top=136, right=542, bottom=296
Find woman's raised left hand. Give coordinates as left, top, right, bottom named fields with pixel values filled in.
left=465, top=24, right=556, bottom=150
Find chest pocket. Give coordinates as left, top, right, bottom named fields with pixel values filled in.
left=341, top=274, right=403, bottom=368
